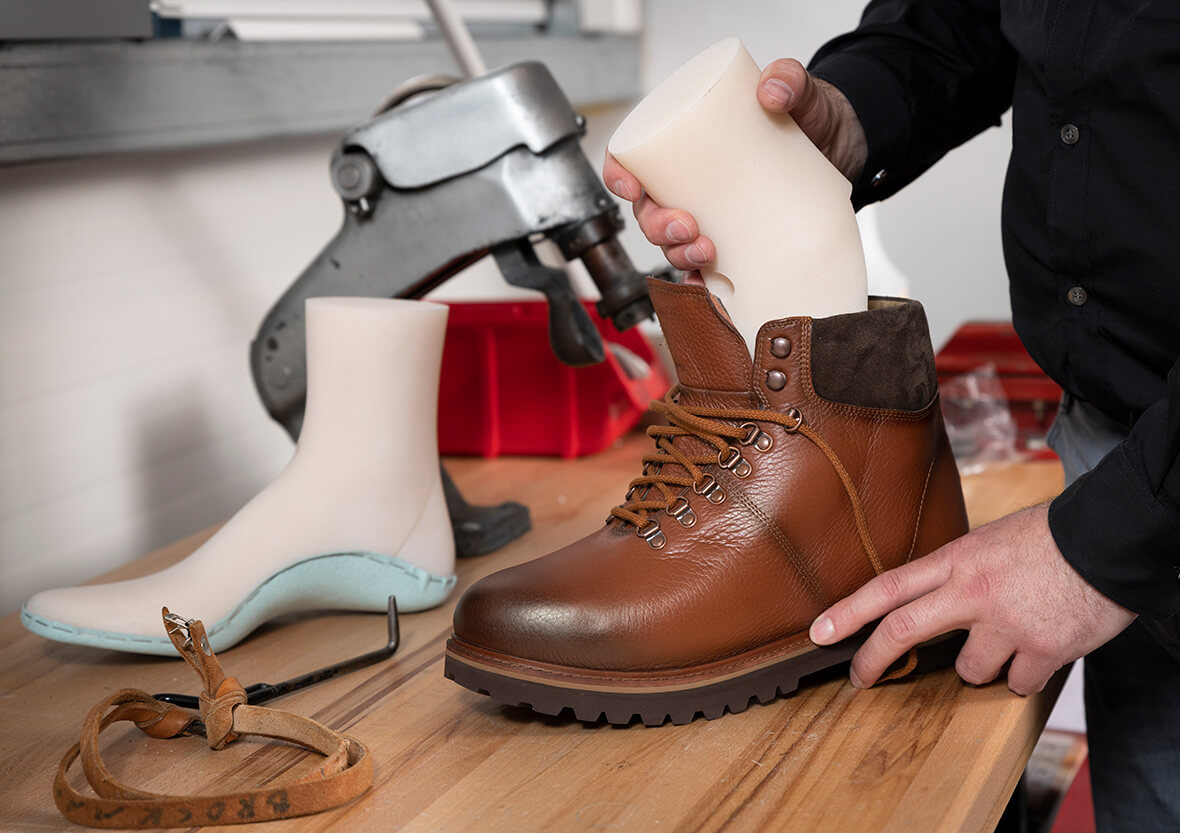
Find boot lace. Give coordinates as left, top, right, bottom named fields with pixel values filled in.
left=609, top=386, right=916, bottom=681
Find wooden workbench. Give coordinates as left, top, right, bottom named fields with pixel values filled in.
left=0, top=435, right=1065, bottom=833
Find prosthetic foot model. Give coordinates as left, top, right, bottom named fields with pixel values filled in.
left=23, top=298, right=456, bottom=656
left=445, top=279, right=968, bottom=724
left=608, top=37, right=868, bottom=353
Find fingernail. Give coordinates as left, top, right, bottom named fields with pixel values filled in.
left=810, top=616, right=835, bottom=644
left=686, top=243, right=709, bottom=265
left=849, top=667, right=865, bottom=689
left=667, top=219, right=692, bottom=242
left=611, top=178, right=636, bottom=200
left=762, top=78, right=794, bottom=107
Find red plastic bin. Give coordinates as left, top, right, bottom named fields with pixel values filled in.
left=437, top=301, right=671, bottom=458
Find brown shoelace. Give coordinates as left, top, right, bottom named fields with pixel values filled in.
left=610, top=386, right=916, bottom=681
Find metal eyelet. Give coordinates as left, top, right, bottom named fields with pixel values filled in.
left=637, top=519, right=666, bottom=549
left=668, top=496, right=697, bottom=528
left=783, top=407, right=805, bottom=433
left=739, top=422, right=774, bottom=452
left=718, top=446, right=753, bottom=478
left=693, top=474, right=726, bottom=504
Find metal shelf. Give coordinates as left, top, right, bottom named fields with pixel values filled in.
left=0, top=34, right=639, bottom=164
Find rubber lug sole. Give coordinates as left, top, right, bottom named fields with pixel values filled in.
left=444, top=630, right=967, bottom=727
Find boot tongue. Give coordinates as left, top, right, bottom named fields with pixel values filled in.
left=647, top=278, right=754, bottom=402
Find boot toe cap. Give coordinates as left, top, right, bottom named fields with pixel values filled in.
left=453, top=565, right=622, bottom=668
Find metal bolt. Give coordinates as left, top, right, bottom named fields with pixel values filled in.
left=770, top=337, right=792, bottom=358
left=766, top=370, right=787, bottom=391
left=336, top=163, right=361, bottom=190
left=331, top=152, right=379, bottom=201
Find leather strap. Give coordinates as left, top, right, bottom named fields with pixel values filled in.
left=54, top=609, right=372, bottom=828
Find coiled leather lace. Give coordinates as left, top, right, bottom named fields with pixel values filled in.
left=610, top=386, right=916, bottom=680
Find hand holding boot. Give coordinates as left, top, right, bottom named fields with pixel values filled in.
left=603, top=58, right=868, bottom=273
left=809, top=503, right=1137, bottom=695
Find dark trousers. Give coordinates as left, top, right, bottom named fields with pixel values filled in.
left=1047, top=395, right=1180, bottom=833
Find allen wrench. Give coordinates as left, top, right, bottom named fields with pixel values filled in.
left=152, top=596, right=400, bottom=709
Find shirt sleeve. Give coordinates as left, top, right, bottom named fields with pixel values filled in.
left=807, top=0, right=1017, bottom=208
left=1049, top=358, right=1180, bottom=619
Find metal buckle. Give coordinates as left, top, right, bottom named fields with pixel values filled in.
left=162, top=612, right=195, bottom=651
left=739, top=422, right=773, bottom=452
left=668, top=496, right=696, bottom=528
left=718, top=446, right=752, bottom=478
left=692, top=474, right=725, bottom=504
left=637, top=519, right=666, bottom=549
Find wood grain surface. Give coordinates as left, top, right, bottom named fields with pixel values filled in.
left=0, top=437, right=1065, bottom=833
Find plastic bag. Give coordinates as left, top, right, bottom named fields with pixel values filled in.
left=940, top=363, right=1022, bottom=475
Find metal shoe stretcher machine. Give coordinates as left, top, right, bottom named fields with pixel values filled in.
left=249, top=9, right=659, bottom=557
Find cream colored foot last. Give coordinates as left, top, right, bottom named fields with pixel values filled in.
left=608, top=37, right=868, bottom=353
left=23, top=298, right=456, bottom=655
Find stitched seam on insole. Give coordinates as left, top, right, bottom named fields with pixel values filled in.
left=22, top=552, right=456, bottom=646
left=206, top=551, right=453, bottom=638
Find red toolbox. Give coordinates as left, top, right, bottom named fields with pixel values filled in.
left=936, top=321, right=1062, bottom=454
left=437, top=301, right=671, bottom=458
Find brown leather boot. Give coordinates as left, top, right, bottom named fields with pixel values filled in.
left=445, top=278, right=969, bottom=725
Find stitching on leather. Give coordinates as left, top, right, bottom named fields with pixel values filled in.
left=860, top=417, right=885, bottom=496
left=905, top=453, right=940, bottom=564
left=721, top=474, right=829, bottom=608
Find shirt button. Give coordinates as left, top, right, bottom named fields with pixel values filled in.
left=870, top=169, right=887, bottom=187
left=1060, top=123, right=1080, bottom=145
left=1067, top=286, right=1088, bottom=306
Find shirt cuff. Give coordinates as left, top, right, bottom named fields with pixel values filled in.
left=808, top=51, right=912, bottom=208
left=1049, top=443, right=1180, bottom=619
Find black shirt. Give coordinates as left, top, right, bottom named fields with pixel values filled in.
left=808, top=0, right=1180, bottom=618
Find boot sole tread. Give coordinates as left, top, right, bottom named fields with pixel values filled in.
left=444, top=630, right=965, bottom=726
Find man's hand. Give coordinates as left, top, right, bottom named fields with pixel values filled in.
left=602, top=58, right=868, bottom=272
left=809, top=503, right=1137, bottom=694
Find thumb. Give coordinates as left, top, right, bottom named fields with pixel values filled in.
left=758, top=58, right=822, bottom=119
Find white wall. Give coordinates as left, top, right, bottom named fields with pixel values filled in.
left=0, top=2, right=1013, bottom=616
